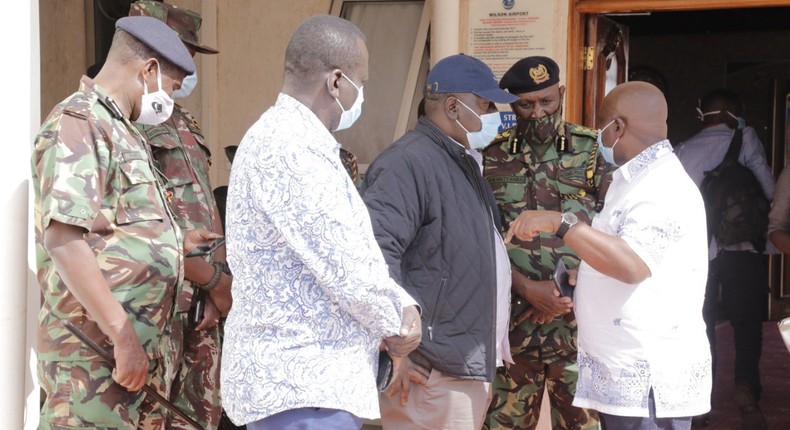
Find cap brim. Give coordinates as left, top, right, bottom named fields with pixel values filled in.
left=474, top=88, right=519, bottom=104
left=184, top=39, right=219, bottom=54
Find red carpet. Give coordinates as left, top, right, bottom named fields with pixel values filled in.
left=699, top=321, right=790, bottom=429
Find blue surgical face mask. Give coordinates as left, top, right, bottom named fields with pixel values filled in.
left=455, top=99, right=502, bottom=149
left=727, top=111, right=746, bottom=130
left=597, top=119, right=619, bottom=165
left=172, top=72, right=197, bottom=99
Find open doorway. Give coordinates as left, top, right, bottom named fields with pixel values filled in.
left=575, top=4, right=790, bottom=321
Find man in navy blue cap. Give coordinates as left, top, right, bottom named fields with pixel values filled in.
left=32, top=14, right=215, bottom=430
left=361, top=53, right=518, bottom=430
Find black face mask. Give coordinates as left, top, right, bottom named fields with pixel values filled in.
left=519, top=105, right=563, bottom=146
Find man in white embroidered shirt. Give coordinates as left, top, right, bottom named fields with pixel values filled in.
left=506, top=81, right=712, bottom=430
left=221, top=15, right=421, bottom=430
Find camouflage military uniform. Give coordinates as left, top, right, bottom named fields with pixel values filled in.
left=32, top=76, right=183, bottom=429
left=482, top=122, right=612, bottom=430
left=137, top=104, right=223, bottom=430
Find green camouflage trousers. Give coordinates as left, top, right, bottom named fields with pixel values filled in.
left=167, top=312, right=222, bottom=430
left=484, top=314, right=600, bottom=430
left=38, top=359, right=166, bottom=429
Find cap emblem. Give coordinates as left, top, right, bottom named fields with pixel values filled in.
left=529, top=64, right=549, bottom=85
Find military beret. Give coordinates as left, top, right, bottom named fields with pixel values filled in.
left=115, top=16, right=196, bottom=74
left=129, top=1, right=219, bottom=54
left=426, top=54, right=518, bottom=104
left=500, top=56, right=560, bottom=94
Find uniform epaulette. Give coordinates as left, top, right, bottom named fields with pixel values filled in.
left=567, top=123, right=598, bottom=138
left=61, top=96, right=94, bottom=121
left=484, top=126, right=516, bottom=151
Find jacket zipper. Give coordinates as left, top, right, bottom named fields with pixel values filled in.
left=428, top=277, right=448, bottom=341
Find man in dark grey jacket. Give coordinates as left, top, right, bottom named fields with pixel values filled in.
left=361, top=54, right=517, bottom=430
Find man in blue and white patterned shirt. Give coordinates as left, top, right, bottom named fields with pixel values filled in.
left=221, top=15, right=420, bottom=430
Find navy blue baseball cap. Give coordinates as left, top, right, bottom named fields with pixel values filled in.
left=425, top=54, right=518, bottom=104
left=116, top=16, right=196, bottom=75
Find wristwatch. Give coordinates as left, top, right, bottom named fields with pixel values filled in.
left=556, top=212, right=578, bottom=239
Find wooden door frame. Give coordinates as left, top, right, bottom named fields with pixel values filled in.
left=566, top=0, right=790, bottom=125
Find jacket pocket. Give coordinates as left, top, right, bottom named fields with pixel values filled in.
left=427, top=277, right=447, bottom=341
left=116, top=151, right=165, bottom=225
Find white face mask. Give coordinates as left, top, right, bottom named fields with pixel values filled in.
left=137, top=61, right=175, bottom=126
left=172, top=72, right=197, bottom=99
left=455, top=99, right=501, bottom=149
left=333, top=73, right=364, bottom=131
left=696, top=108, right=746, bottom=130
left=597, top=119, right=619, bottom=165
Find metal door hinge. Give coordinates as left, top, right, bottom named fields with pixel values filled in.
left=583, top=46, right=595, bottom=70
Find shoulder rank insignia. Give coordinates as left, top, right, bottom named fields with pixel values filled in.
left=568, top=124, right=597, bottom=138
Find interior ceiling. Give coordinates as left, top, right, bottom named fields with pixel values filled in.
left=608, top=7, right=790, bottom=36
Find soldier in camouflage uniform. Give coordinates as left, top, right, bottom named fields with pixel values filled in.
left=129, top=2, right=232, bottom=430
left=32, top=17, right=207, bottom=429
left=482, top=56, right=612, bottom=430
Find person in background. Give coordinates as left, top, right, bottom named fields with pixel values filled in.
left=32, top=16, right=216, bottom=429
left=129, top=2, right=232, bottom=429
left=483, top=56, right=609, bottom=430
left=221, top=15, right=421, bottom=430
left=361, top=53, right=517, bottom=430
left=507, top=81, right=712, bottom=430
left=675, top=88, right=773, bottom=429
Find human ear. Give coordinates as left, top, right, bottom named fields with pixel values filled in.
left=445, top=96, right=460, bottom=120
left=326, top=69, right=343, bottom=99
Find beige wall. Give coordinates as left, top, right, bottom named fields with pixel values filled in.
left=211, top=0, right=332, bottom=186
left=38, top=0, right=332, bottom=190
left=39, top=0, right=89, bottom=121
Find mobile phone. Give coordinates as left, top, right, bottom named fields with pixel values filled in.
left=189, top=290, right=205, bottom=326
left=185, top=236, right=225, bottom=258
left=553, top=259, right=574, bottom=298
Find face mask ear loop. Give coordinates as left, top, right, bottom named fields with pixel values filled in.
left=154, top=61, right=163, bottom=93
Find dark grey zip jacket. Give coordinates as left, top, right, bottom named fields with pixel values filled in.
left=361, top=118, right=501, bottom=381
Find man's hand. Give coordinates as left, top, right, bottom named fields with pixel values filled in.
left=195, top=297, right=220, bottom=331
left=505, top=210, right=561, bottom=243
left=512, top=278, right=572, bottom=325
left=385, top=355, right=430, bottom=406
left=183, top=227, right=222, bottom=254
left=384, top=305, right=421, bottom=357
left=111, top=320, right=149, bottom=392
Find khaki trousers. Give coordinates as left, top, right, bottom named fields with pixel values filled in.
left=379, top=369, right=492, bottom=430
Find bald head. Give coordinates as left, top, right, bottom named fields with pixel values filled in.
left=600, top=81, right=668, bottom=147
left=284, top=15, right=366, bottom=81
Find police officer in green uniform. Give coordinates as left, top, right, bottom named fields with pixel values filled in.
left=129, top=2, right=232, bottom=429
left=32, top=16, right=217, bottom=429
left=482, top=56, right=612, bottom=430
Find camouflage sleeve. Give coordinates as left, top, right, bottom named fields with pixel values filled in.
left=33, top=114, right=106, bottom=232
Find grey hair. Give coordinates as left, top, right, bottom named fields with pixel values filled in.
left=284, top=15, right=366, bottom=79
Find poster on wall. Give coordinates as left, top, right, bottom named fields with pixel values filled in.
left=467, top=0, right=556, bottom=130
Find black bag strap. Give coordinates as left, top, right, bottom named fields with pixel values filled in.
left=722, top=128, right=744, bottom=165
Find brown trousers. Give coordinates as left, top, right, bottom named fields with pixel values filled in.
left=379, top=369, right=492, bottom=430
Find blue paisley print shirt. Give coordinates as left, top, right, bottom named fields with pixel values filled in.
left=221, top=93, right=416, bottom=424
